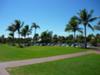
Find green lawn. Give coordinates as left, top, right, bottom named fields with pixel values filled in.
left=7, top=54, right=100, bottom=75
left=0, top=44, right=88, bottom=62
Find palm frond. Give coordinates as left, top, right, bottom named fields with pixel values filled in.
left=31, top=23, right=40, bottom=29
left=77, top=30, right=83, bottom=33
left=88, top=23, right=94, bottom=31
left=89, top=17, right=98, bottom=22
left=65, top=24, right=72, bottom=32
left=21, top=22, right=24, bottom=28
left=88, top=10, right=94, bottom=19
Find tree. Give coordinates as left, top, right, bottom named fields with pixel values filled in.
left=7, top=24, right=16, bottom=40
left=0, top=35, right=5, bottom=44
left=14, top=20, right=24, bottom=39
left=21, top=25, right=31, bottom=38
left=95, top=34, right=100, bottom=43
left=57, top=36, right=66, bottom=44
left=40, top=31, right=53, bottom=45
left=33, top=33, right=39, bottom=43
left=77, top=9, right=98, bottom=48
left=31, top=23, right=40, bottom=37
left=65, top=16, right=82, bottom=47
left=7, top=24, right=16, bottom=45
left=87, top=34, right=95, bottom=42
left=90, top=21, right=100, bottom=46
left=52, top=34, right=58, bottom=44
left=76, top=35, right=84, bottom=43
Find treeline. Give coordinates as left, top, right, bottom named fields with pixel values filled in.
left=0, top=32, right=100, bottom=47
left=0, top=9, right=100, bottom=48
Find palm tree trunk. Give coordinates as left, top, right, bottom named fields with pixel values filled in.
left=18, top=29, right=21, bottom=45
left=84, top=25, right=87, bottom=48
left=18, top=29, right=20, bottom=39
left=13, top=32, right=15, bottom=45
left=73, top=31, right=76, bottom=47
left=34, top=29, right=36, bottom=44
left=18, top=33, right=20, bottom=39
left=34, top=29, right=36, bottom=37
left=13, top=32, right=14, bottom=40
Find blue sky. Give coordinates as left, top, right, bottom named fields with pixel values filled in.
left=0, top=0, right=100, bottom=37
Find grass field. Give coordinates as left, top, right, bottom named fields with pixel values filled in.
left=0, top=44, right=88, bottom=62
left=7, top=54, right=100, bottom=75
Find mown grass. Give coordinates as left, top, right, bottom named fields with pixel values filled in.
left=0, top=44, right=88, bottom=62
left=8, top=54, right=100, bottom=75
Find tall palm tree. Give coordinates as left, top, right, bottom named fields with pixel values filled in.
left=26, top=25, right=32, bottom=38
left=14, top=20, right=24, bottom=39
left=21, top=25, right=30, bottom=38
left=31, top=23, right=40, bottom=37
left=65, top=16, right=82, bottom=46
left=7, top=24, right=16, bottom=45
left=7, top=24, right=16, bottom=40
left=77, top=9, right=98, bottom=48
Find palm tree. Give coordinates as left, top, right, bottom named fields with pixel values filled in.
left=77, top=9, right=98, bottom=48
left=65, top=16, right=82, bottom=47
left=7, top=24, right=16, bottom=40
left=33, top=33, right=39, bottom=43
left=31, top=23, right=40, bottom=37
left=40, top=31, right=53, bottom=45
left=21, top=25, right=30, bottom=38
left=7, top=24, right=16, bottom=45
left=52, top=34, right=58, bottom=44
left=14, top=20, right=24, bottom=39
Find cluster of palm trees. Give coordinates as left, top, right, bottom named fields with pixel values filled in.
left=4, top=9, right=100, bottom=48
left=7, top=20, right=23, bottom=40
left=7, top=20, right=40, bottom=44
left=65, top=9, right=100, bottom=48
